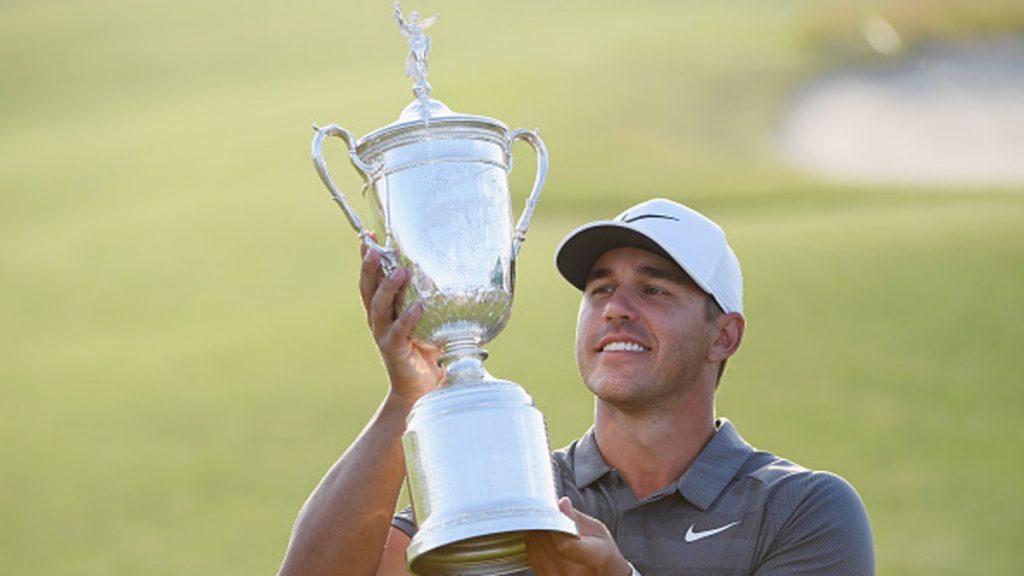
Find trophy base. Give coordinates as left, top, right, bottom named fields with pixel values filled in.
left=402, top=380, right=576, bottom=575
left=410, top=524, right=569, bottom=576
left=411, top=531, right=528, bottom=576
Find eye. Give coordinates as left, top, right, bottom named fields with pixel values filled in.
left=587, top=283, right=614, bottom=297
left=642, top=284, right=670, bottom=296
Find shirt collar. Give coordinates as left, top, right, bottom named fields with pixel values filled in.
left=570, top=418, right=754, bottom=510
left=676, top=418, right=753, bottom=510
left=572, top=427, right=610, bottom=488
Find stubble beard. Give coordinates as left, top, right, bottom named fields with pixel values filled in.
left=579, top=341, right=709, bottom=415
left=581, top=358, right=692, bottom=415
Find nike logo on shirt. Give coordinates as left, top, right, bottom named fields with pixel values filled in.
left=684, top=521, right=741, bottom=543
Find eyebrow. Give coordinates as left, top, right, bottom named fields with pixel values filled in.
left=586, top=263, right=693, bottom=286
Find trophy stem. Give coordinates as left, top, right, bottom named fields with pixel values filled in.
left=439, top=336, right=490, bottom=386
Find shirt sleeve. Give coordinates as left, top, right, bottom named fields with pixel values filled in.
left=754, top=471, right=875, bottom=576
left=392, top=505, right=417, bottom=539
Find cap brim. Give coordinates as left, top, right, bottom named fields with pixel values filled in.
left=555, top=221, right=675, bottom=291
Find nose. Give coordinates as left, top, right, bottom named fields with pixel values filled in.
left=603, top=288, right=638, bottom=322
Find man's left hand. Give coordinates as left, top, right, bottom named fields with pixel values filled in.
left=524, top=497, right=632, bottom=576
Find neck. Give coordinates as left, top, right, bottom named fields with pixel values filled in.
left=593, top=387, right=716, bottom=500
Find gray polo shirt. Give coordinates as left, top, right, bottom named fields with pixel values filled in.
left=395, top=418, right=874, bottom=575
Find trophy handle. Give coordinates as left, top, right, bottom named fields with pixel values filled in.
left=508, top=128, right=548, bottom=258
left=311, top=124, right=396, bottom=272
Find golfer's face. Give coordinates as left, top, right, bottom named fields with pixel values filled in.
left=575, top=247, right=716, bottom=407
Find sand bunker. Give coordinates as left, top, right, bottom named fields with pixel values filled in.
left=778, top=37, right=1024, bottom=187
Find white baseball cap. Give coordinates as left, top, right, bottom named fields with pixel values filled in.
left=554, top=198, right=744, bottom=316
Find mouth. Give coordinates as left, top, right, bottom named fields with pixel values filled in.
left=600, top=340, right=650, bottom=353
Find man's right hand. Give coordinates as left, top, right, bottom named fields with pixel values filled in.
left=277, top=239, right=437, bottom=576
left=359, top=238, right=444, bottom=404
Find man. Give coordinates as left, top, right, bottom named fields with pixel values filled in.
left=278, top=198, right=875, bottom=575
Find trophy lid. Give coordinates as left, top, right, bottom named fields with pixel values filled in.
left=358, top=3, right=508, bottom=151
left=397, top=97, right=456, bottom=122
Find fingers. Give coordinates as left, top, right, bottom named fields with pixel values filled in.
left=356, top=237, right=444, bottom=400
left=369, top=266, right=412, bottom=337
left=558, top=497, right=577, bottom=521
left=560, top=498, right=606, bottom=540
left=525, top=531, right=580, bottom=576
left=360, top=241, right=411, bottom=325
left=526, top=498, right=630, bottom=576
left=359, top=246, right=384, bottom=315
left=358, top=232, right=384, bottom=307
left=360, top=231, right=379, bottom=257
left=360, top=245, right=426, bottom=355
left=386, top=300, right=424, bottom=348
left=525, top=499, right=585, bottom=575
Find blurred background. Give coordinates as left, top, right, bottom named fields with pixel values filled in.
left=2, top=0, right=1022, bottom=574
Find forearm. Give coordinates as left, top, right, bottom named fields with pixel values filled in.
left=279, top=393, right=414, bottom=576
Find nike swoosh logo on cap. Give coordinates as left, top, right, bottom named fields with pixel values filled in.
left=684, top=521, right=741, bottom=543
left=622, top=213, right=680, bottom=223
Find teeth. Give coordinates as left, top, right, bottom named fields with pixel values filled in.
left=603, top=341, right=647, bottom=352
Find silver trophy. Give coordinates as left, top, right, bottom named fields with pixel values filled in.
left=311, top=4, right=575, bottom=574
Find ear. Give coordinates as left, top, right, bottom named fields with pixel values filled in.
left=708, top=313, right=744, bottom=363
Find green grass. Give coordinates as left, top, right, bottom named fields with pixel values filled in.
left=2, top=1, right=1022, bottom=574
